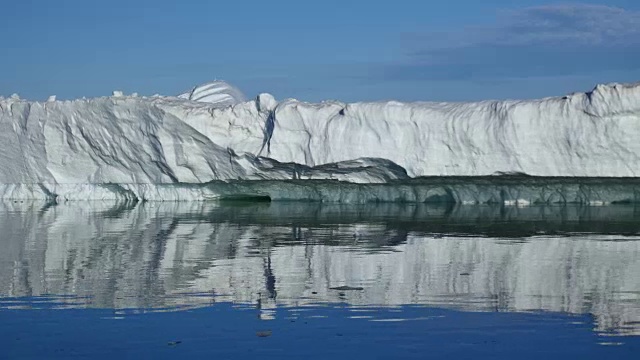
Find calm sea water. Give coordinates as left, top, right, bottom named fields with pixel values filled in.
left=1, top=201, right=639, bottom=359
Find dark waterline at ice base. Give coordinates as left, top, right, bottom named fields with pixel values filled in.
left=11, top=176, right=640, bottom=203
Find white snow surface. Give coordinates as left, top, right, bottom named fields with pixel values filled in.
left=1, top=80, right=640, bottom=200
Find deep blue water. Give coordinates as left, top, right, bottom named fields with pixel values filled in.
left=1, top=202, right=640, bottom=359
left=2, top=302, right=638, bottom=359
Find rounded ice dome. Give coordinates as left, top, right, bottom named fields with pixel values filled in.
left=177, top=81, right=246, bottom=107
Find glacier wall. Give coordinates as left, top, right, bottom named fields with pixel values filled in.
left=1, top=202, right=639, bottom=334
left=2, top=80, right=640, bottom=200
left=181, top=81, right=640, bottom=178
left=260, top=82, right=640, bottom=177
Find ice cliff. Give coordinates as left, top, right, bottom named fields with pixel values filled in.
left=1, top=80, right=640, bottom=201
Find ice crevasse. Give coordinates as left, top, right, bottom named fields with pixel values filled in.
left=1, top=80, right=640, bottom=202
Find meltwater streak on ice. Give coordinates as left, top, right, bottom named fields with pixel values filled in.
left=1, top=80, right=640, bottom=201
left=1, top=202, right=640, bottom=335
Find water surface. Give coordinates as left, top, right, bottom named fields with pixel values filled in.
left=1, top=202, right=639, bottom=358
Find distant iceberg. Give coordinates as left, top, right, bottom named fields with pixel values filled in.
left=1, top=80, right=640, bottom=201
left=177, top=81, right=246, bottom=106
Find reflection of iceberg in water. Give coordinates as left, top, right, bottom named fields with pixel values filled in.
left=0, top=202, right=639, bottom=335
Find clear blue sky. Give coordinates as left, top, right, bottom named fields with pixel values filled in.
left=2, top=0, right=640, bottom=102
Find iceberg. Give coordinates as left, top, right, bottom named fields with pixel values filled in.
left=177, top=81, right=246, bottom=106
left=1, top=80, right=640, bottom=202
